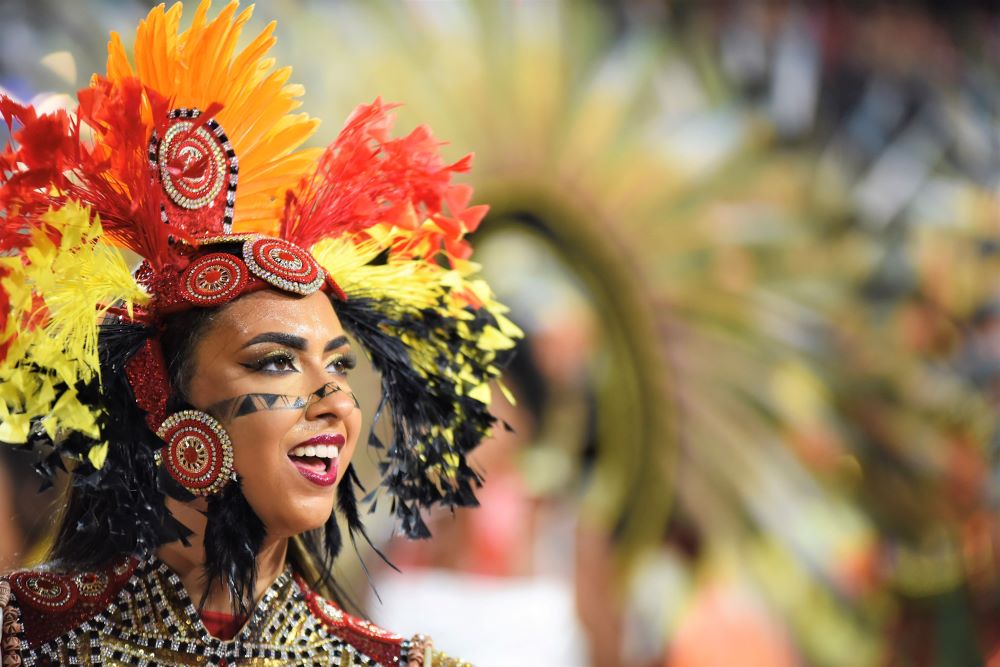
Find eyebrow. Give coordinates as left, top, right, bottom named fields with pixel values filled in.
left=324, top=335, right=349, bottom=352
left=241, top=332, right=349, bottom=353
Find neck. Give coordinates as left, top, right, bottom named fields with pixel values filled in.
left=156, top=497, right=287, bottom=615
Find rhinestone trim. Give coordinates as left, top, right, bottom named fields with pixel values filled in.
left=9, top=573, right=78, bottom=613
left=72, top=573, right=109, bottom=600
left=242, top=236, right=326, bottom=295
left=156, top=410, right=234, bottom=496
left=147, top=108, right=240, bottom=233
left=9, top=554, right=418, bottom=665
left=179, top=253, right=249, bottom=306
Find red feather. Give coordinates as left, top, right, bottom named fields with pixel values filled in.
left=1, top=80, right=176, bottom=267
left=281, top=98, right=486, bottom=265
left=74, top=77, right=175, bottom=265
left=0, top=265, right=11, bottom=364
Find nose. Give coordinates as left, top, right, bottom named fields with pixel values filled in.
left=303, top=380, right=358, bottom=423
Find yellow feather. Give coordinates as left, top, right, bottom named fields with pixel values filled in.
left=39, top=203, right=148, bottom=379
left=0, top=202, right=148, bottom=455
left=312, top=232, right=519, bottom=415
left=311, top=237, right=444, bottom=312
left=88, top=442, right=110, bottom=469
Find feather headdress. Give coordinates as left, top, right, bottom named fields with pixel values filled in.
left=0, top=0, right=519, bottom=563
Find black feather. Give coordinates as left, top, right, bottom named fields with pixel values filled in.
left=202, top=478, right=266, bottom=616
left=335, top=295, right=501, bottom=538
left=48, top=322, right=172, bottom=570
left=323, top=509, right=342, bottom=567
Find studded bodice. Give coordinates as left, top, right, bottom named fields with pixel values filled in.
left=0, top=555, right=468, bottom=666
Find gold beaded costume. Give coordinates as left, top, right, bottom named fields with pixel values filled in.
left=0, top=557, right=467, bottom=666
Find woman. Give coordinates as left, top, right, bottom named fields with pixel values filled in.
left=0, top=2, right=519, bottom=665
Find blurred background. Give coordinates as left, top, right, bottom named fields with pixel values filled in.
left=3, top=1, right=1000, bottom=665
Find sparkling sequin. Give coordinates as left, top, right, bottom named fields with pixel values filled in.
left=124, top=337, right=171, bottom=433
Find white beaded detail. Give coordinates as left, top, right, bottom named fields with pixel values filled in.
left=157, top=121, right=227, bottom=210
left=242, top=235, right=326, bottom=295
left=148, top=108, right=239, bottom=232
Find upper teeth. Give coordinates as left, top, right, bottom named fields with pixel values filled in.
left=289, top=444, right=340, bottom=458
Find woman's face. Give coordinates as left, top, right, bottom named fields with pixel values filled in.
left=185, top=289, right=361, bottom=539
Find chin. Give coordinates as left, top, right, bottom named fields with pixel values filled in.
left=260, top=499, right=336, bottom=539
left=237, top=459, right=342, bottom=538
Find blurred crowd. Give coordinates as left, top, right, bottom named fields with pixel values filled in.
left=3, top=1, right=1000, bottom=666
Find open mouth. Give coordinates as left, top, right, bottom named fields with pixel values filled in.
left=288, top=443, right=340, bottom=485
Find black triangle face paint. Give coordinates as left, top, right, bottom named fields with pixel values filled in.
left=208, top=382, right=358, bottom=423
left=237, top=395, right=258, bottom=416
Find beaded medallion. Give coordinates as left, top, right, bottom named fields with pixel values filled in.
left=156, top=410, right=234, bottom=496
left=243, top=237, right=326, bottom=295
left=7, top=574, right=77, bottom=614
left=148, top=108, right=239, bottom=235
left=180, top=252, right=250, bottom=306
left=158, top=121, right=227, bottom=210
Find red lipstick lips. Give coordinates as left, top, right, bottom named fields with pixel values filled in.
left=288, top=433, right=346, bottom=486
left=299, top=433, right=345, bottom=448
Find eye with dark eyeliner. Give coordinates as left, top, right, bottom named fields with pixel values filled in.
left=242, top=350, right=299, bottom=374
left=241, top=349, right=356, bottom=376
left=327, top=352, right=357, bottom=376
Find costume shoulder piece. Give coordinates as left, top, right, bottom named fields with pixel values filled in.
left=299, top=578, right=406, bottom=665
left=297, top=576, right=471, bottom=667
left=0, top=557, right=138, bottom=666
